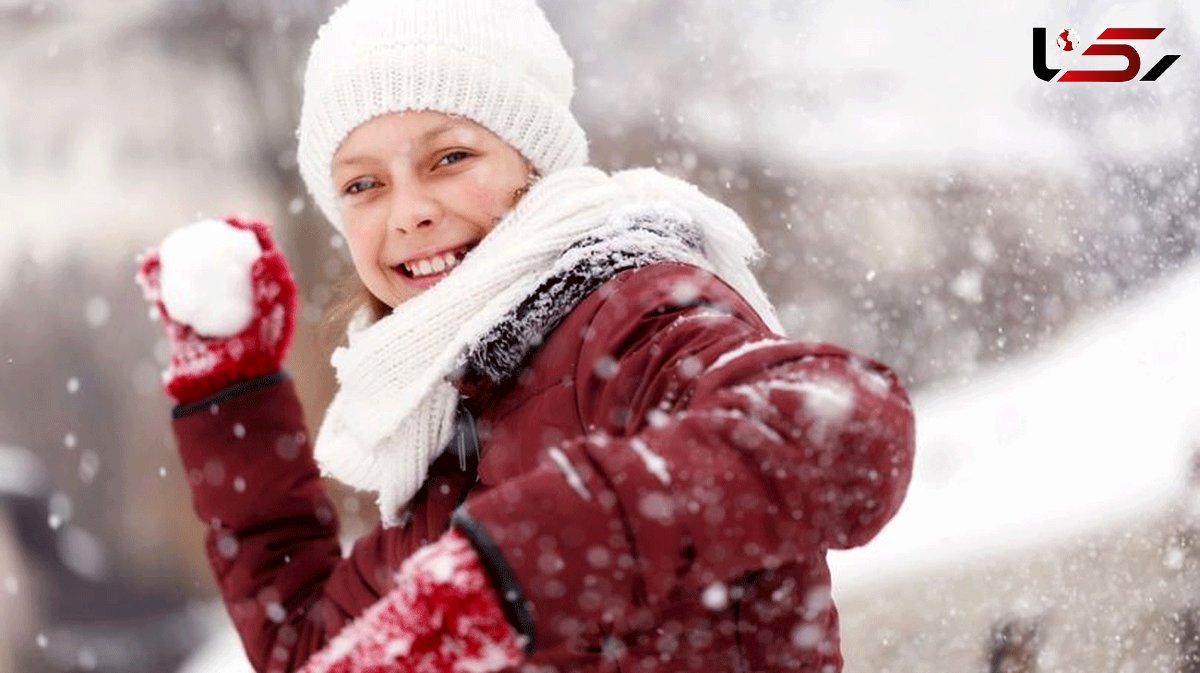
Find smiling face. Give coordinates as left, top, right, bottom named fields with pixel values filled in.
left=331, top=110, right=534, bottom=308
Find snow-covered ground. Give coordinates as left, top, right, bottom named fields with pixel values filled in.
left=830, top=257, right=1200, bottom=592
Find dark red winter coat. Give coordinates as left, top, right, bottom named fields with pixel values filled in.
left=171, top=261, right=915, bottom=673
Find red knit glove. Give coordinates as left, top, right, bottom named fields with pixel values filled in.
left=134, top=215, right=298, bottom=405
left=297, top=528, right=526, bottom=673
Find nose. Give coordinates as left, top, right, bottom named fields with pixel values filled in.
left=386, top=177, right=442, bottom=234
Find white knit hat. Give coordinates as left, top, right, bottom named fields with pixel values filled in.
left=295, top=0, right=590, bottom=234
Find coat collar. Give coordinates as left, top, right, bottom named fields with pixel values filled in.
left=446, top=364, right=498, bottom=415
left=445, top=222, right=704, bottom=414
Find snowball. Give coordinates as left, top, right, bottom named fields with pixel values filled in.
left=791, top=624, right=823, bottom=649
left=78, top=449, right=100, bottom=484
left=592, top=355, right=619, bottom=380
left=84, top=296, right=110, bottom=328
left=58, top=525, right=109, bottom=581
left=159, top=219, right=262, bottom=338
left=701, top=582, right=729, bottom=610
left=951, top=268, right=984, bottom=304
left=48, top=491, right=72, bottom=526
left=216, top=533, right=240, bottom=560
left=265, top=602, right=286, bottom=623
left=637, top=492, right=674, bottom=523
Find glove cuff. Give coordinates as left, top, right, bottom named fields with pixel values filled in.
left=171, top=371, right=289, bottom=418
left=166, top=348, right=286, bottom=406
left=450, top=514, right=536, bottom=654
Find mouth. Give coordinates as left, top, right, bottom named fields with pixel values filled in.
left=393, top=241, right=479, bottom=282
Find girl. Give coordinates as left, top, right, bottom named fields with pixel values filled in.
left=135, top=1, right=915, bottom=672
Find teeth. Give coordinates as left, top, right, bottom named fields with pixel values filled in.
left=405, top=250, right=464, bottom=277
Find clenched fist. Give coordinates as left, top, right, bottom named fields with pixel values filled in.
left=135, top=215, right=298, bottom=405
left=296, top=528, right=526, bottom=673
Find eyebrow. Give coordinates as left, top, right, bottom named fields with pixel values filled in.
left=333, top=121, right=462, bottom=169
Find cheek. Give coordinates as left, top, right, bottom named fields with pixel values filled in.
left=343, top=226, right=380, bottom=274
left=453, top=164, right=519, bottom=223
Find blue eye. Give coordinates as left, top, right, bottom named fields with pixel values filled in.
left=438, top=151, right=469, bottom=166
left=343, top=177, right=378, bottom=195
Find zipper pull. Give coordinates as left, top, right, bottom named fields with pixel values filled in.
left=456, top=405, right=468, bottom=472
left=467, top=408, right=481, bottom=466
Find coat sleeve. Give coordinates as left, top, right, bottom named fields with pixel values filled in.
left=451, top=262, right=916, bottom=656
left=170, top=371, right=471, bottom=673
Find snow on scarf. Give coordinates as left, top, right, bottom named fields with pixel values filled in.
left=315, top=165, right=785, bottom=526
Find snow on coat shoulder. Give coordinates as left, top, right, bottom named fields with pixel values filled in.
left=158, top=219, right=261, bottom=337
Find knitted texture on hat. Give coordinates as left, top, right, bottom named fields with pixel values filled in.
left=296, top=0, right=589, bottom=233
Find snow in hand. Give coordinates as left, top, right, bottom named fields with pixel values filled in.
left=158, top=219, right=261, bottom=338
left=296, top=528, right=524, bottom=673
left=136, top=215, right=297, bottom=405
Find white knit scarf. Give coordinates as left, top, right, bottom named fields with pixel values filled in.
left=314, top=165, right=786, bottom=527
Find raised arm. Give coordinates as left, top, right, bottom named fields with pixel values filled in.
left=137, top=217, right=486, bottom=672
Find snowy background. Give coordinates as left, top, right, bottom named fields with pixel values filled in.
left=1, top=1, right=1198, bottom=671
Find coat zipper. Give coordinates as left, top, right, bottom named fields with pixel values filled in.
left=453, top=400, right=482, bottom=509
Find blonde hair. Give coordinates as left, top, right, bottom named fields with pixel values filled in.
left=319, top=270, right=391, bottom=355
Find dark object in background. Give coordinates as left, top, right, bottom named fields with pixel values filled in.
left=0, top=444, right=206, bottom=673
